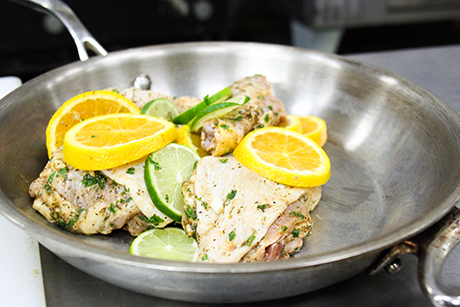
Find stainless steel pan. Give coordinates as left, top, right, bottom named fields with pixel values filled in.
left=2, top=0, right=460, bottom=305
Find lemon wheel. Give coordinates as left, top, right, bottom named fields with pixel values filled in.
left=233, top=127, right=330, bottom=187
left=46, top=90, right=140, bottom=158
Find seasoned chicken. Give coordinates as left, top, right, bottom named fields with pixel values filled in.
left=101, top=157, right=173, bottom=228
left=173, top=96, right=201, bottom=113
left=108, top=87, right=201, bottom=113
left=107, top=87, right=174, bottom=110
left=182, top=156, right=321, bottom=263
left=29, top=149, right=172, bottom=235
left=201, top=75, right=287, bottom=156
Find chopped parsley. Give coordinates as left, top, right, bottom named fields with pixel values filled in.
left=53, top=209, right=84, bottom=229
left=257, top=204, right=267, bottom=212
left=281, top=226, right=288, bottom=233
left=91, top=135, right=98, bottom=138
left=198, top=197, right=208, bottom=209
left=228, top=230, right=236, bottom=241
left=165, top=194, right=169, bottom=203
left=291, top=211, right=306, bottom=219
left=219, top=124, right=230, bottom=130
left=226, top=190, right=237, bottom=202
left=268, top=106, right=273, bottom=111
left=185, top=205, right=197, bottom=220
left=47, top=172, right=56, bottom=184
left=139, top=215, right=164, bottom=226
left=44, top=184, right=52, bottom=195
left=201, top=254, right=208, bottom=261
left=121, top=187, right=130, bottom=195
left=126, top=167, right=135, bottom=174
left=264, top=113, right=269, bottom=123
left=245, top=233, right=256, bottom=246
left=219, top=159, right=228, bottom=163
left=82, top=172, right=107, bottom=190
left=148, top=157, right=161, bottom=170
left=292, top=229, right=300, bottom=237
left=108, top=203, right=116, bottom=213
left=258, top=124, right=265, bottom=129
left=57, top=167, right=69, bottom=180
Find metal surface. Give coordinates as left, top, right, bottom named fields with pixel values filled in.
left=1, top=41, right=460, bottom=303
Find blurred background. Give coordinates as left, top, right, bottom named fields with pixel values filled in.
left=2, top=0, right=460, bottom=82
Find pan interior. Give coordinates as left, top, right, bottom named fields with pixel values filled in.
left=1, top=43, right=460, bottom=264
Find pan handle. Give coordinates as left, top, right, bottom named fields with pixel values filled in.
left=418, top=207, right=460, bottom=306
left=370, top=207, right=460, bottom=306
left=9, top=0, right=108, bottom=61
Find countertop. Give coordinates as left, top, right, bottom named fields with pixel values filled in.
left=3, top=44, right=460, bottom=306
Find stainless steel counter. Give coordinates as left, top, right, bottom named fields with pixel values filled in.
left=40, top=45, right=460, bottom=306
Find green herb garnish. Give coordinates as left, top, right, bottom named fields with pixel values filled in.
left=229, top=230, right=236, bottom=241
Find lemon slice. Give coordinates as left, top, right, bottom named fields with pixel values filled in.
left=63, top=113, right=176, bottom=170
left=175, top=125, right=208, bottom=157
left=280, top=115, right=303, bottom=133
left=129, top=227, right=199, bottom=262
left=46, top=90, right=140, bottom=158
left=297, top=115, right=328, bottom=147
left=233, top=127, right=330, bottom=187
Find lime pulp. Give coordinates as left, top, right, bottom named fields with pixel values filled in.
left=144, top=143, right=200, bottom=221
left=189, top=95, right=250, bottom=131
left=141, top=98, right=179, bottom=121
left=129, top=227, right=199, bottom=262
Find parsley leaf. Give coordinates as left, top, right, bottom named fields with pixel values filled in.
left=229, top=230, right=236, bottom=241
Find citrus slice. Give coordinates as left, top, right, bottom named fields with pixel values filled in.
left=46, top=90, right=140, bottom=158
left=175, top=125, right=208, bottom=157
left=141, top=98, right=179, bottom=121
left=297, top=115, right=328, bottom=147
left=63, top=113, right=176, bottom=170
left=129, top=227, right=199, bottom=262
left=172, top=86, right=232, bottom=125
left=280, top=115, right=303, bottom=133
left=189, top=95, right=250, bottom=131
left=233, top=127, right=330, bottom=187
left=144, top=143, right=200, bottom=221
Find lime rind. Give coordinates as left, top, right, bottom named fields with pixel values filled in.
left=141, top=98, right=179, bottom=121
left=189, top=95, right=250, bottom=132
left=172, top=86, right=232, bottom=125
left=144, top=143, right=200, bottom=221
left=129, top=227, right=199, bottom=262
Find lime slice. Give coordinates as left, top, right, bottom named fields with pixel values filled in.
left=141, top=98, right=179, bottom=121
left=189, top=95, right=250, bottom=131
left=129, top=227, right=199, bottom=261
left=144, top=143, right=200, bottom=221
left=172, top=86, right=232, bottom=125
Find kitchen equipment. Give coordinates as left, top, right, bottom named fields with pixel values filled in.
left=2, top=0, right=460, bottom=305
